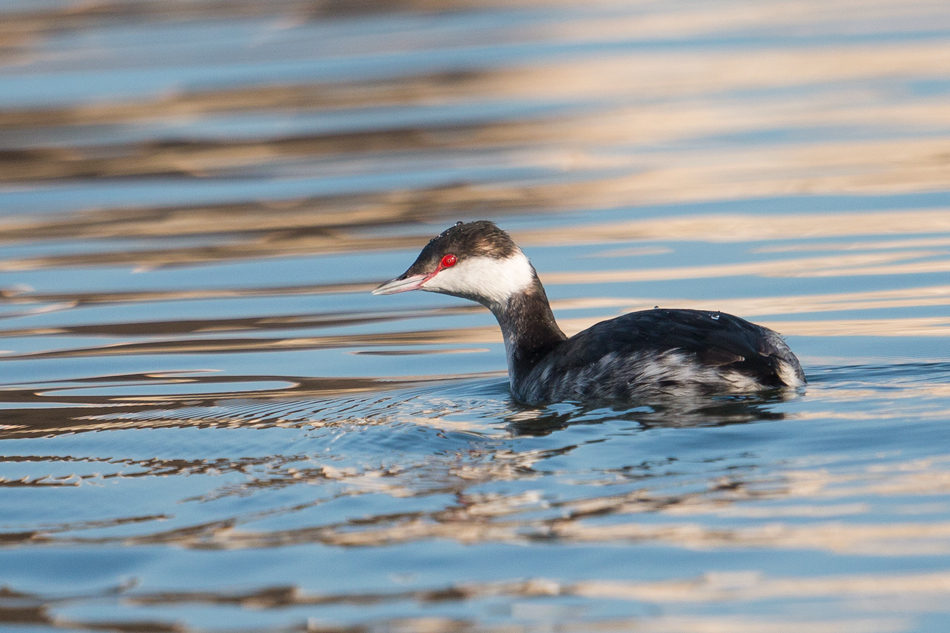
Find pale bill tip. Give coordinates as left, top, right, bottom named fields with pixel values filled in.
left=371, top=274, right=427, bottom=295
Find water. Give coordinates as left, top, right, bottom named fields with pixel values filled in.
left=1, top=1, right=950, bottom=631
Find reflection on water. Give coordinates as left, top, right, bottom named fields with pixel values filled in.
left=1, top=0, right=950, bottom=631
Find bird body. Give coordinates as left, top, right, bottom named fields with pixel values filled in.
left=374, top=221, right=804, bottom=405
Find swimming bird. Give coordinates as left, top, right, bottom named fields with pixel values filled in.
left=373, top=221, right=805, bottom=405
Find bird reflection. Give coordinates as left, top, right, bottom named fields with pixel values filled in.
left=505, top=390, right=794, bottom=437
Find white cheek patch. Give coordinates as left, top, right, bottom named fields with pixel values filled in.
left=422, top=251, right=534, bottom=306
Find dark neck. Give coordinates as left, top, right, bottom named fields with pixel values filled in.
left=489, top=277, right=566, bottom=386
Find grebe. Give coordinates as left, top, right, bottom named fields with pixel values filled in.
left=373, top=221, right=805, bottom=405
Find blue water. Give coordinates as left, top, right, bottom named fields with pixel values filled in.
left=1, top=1, right=950, bottom=632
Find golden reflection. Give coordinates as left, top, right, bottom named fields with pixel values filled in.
left=5, top=449, right=946, bottom=556
left=1, top=307, right=948, bottom=367
left=0, top=0, right=947, bottom=282
left=0, top=305, right=480, bottom=338
left=639, top=285, right=950, bottom=318
left=1, top=205, right=948, bottom=274
left=0, top=325, right=501, bottom=360
left=0, top=550, right=942, bottom=630
left=0, top=599, right=911, bottom=633
left=2, top=37, right=947, bottom=129
left=1, top=280, right=379, bottom=305
left=3, top=283, right=947, bottom=345
left=0, top=181, right=591, bottom=270
left=0, top=371, right=507, bottom=439
left=546, top=285, right=950, bottom=328
left=518, top=210, right=950, bottom=246
left=11, top=312, right=950, bottom=365
left=758, top=237, right=950, bottom=252
left=757, top=317, right=950, bottom=337
left=51, top=568, right=950, bottom=613
left=543, top=251, right=947, bottom=284
left=1, top=1, right=949, bottom=631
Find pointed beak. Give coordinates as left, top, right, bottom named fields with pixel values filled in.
left=372, top=273, right=430, bottom=295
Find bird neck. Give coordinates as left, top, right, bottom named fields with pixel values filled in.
left=489, top=276, right=566, bottom=387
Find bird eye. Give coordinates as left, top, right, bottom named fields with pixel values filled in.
left=441, top=254, right=457, bottom=268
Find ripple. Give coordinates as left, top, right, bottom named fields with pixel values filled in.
left=1, top=0, right=950, bottom=631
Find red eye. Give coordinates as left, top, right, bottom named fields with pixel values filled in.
left=441, top=254, right=457, bottom=268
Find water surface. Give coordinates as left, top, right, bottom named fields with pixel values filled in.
left=1, top=1, right=950, bottom=631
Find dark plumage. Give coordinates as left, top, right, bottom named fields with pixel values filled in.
left=516, top=308, right=802, bottom=403
left=374, top=221, right=805, bottom=405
